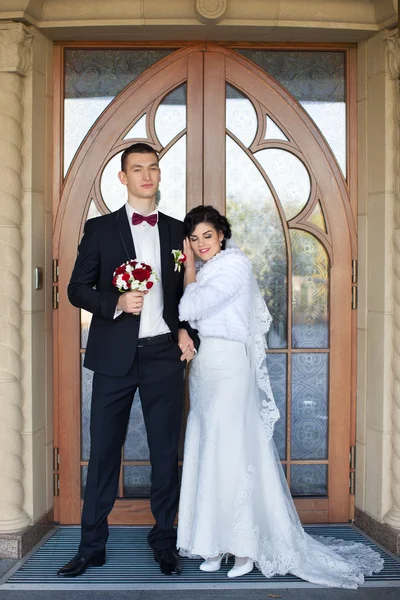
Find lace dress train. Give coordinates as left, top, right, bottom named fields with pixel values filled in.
left=177, top=336, right=384, bottom=589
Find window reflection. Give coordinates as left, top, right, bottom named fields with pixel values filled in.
left=124, top=114, right=147, bottom=140
left=226, top=135, right=287, bottom=349
left=64, top=49, right=173, bottom=175
left=291, top=464, right=328, bottom=496
left=154, top=85, right=187, bottom=147
left=100, top=152, right=126, bottom=213
left=291, top=353, right=328, bottom=461
left=158, top=135, right=187, bottom=221
left=237, top=50, right=346, bottom=176
left=226, top=84, right=257, bottom=147
left=265, top=115, right=289, bottom=141
left=291, top=230, right=329, bottom=349
left=307, top=201, right=327, bottom=233
left=254, top=149, right=311, bottom=221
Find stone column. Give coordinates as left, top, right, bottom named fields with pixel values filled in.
left=0, top=22, right=32, bottom=532
left=385, top=29, right=400, bottom=531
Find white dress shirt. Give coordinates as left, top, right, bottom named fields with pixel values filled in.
left=114, top=203, right=170, bottom=338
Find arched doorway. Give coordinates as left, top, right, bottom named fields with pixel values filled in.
left=54, top=43, right=356, bottom=525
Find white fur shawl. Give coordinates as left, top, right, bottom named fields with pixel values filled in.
left=179, top=247, right=253, bottom=342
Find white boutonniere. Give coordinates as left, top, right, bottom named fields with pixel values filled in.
left=171, top=249, right=186, bottom=272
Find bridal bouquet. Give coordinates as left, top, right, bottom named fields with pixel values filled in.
left=112, top=260, right=159, bottom=292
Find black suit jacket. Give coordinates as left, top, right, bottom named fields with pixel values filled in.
left=68, top=207, right=198, bottom=377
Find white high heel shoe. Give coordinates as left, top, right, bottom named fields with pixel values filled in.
left=227, top=557, right=254, bottom=578
left=199, top=553, right=229, bottom=572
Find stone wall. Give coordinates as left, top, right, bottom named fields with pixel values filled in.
left=0, top=21, right=53, bottom=552
left=354, top=28, right=400, bottom=553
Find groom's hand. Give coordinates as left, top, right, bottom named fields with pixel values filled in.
left=117, top=290, right=146, bottom=313
left=178, top=328, right=196, bottom=364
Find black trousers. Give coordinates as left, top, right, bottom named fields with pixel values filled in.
left=79, top=339, right=185, bottom=555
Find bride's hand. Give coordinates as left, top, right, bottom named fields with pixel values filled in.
left=183, top=238, right=195, bottom=270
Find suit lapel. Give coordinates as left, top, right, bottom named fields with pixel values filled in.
left=115, top=206, right=136, bottom=260
left=158, top=212, right=170, bottom=292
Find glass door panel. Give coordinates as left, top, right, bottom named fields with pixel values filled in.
left=225, top=81, right=333, bottom=498
left=64, top=49, right=173, bottom=176
left=237, top=50, right=346, bottom=177
left=226, top=135, right=288, bottom=350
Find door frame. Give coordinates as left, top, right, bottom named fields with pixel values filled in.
left=52, top=41, right=358, bottom=525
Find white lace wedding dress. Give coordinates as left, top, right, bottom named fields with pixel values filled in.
left=177, top=247, right=384, bottom=589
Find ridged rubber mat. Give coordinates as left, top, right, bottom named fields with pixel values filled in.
left=1, top=525, right=400, bottom=589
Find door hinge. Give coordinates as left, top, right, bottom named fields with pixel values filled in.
left=53, top=472, right=60, bottom=497
left=52, top=259, right=59, bottom=284
left=349, top=445, right=356, bottom=469
left=53, top=447, right=60, bottom=471
left=349, top=445, right=356, bottom=495
left=352, top=259, right=358, bottom=284
left=351, top=285, right=357, bottom=310
left=349, top=471, right=355, bottom=495
left=53, top=285, right=59, bottom=309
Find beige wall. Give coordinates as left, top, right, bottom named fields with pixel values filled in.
left=0, top=0, right=397, bottom=42
left=0, top=22, right=53, bottom=532
left=356, top=29, right=398, bottom=522
left=20, top=27, right=53, bottom=523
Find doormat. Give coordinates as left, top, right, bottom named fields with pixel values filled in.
left=1, top=525, right=399, bottom=590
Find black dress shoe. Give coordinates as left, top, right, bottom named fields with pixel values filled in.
left=57, top=550, right=106, bottom=577
left=154, top=549, right=182, bottom=575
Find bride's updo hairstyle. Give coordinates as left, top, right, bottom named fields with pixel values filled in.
left=184, top=205, right=232, bottom=250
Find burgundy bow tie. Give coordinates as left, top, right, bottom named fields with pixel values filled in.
left=132, top=212, right=158, bottom=226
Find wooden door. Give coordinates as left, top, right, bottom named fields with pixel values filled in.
left=53, top=43, right=356, bottom=524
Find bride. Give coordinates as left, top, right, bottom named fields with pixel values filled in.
left=176, top=205, right=384, bottom=588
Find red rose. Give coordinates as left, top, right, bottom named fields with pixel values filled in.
left=122, top=272, right=130, bottom=282
left=180, top=253, right=186, bottom=262
left=132, top=268, right=147, bottom=282
left=112, top=276, right=117, bottom=286
left=115, top=266, right=125, bottom=275
left=146, top=281, right=154, bottom=289
left=143, top=269, right=152, bottom=279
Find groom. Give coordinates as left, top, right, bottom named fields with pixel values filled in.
left=58, top=142, right=197, bottom=577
